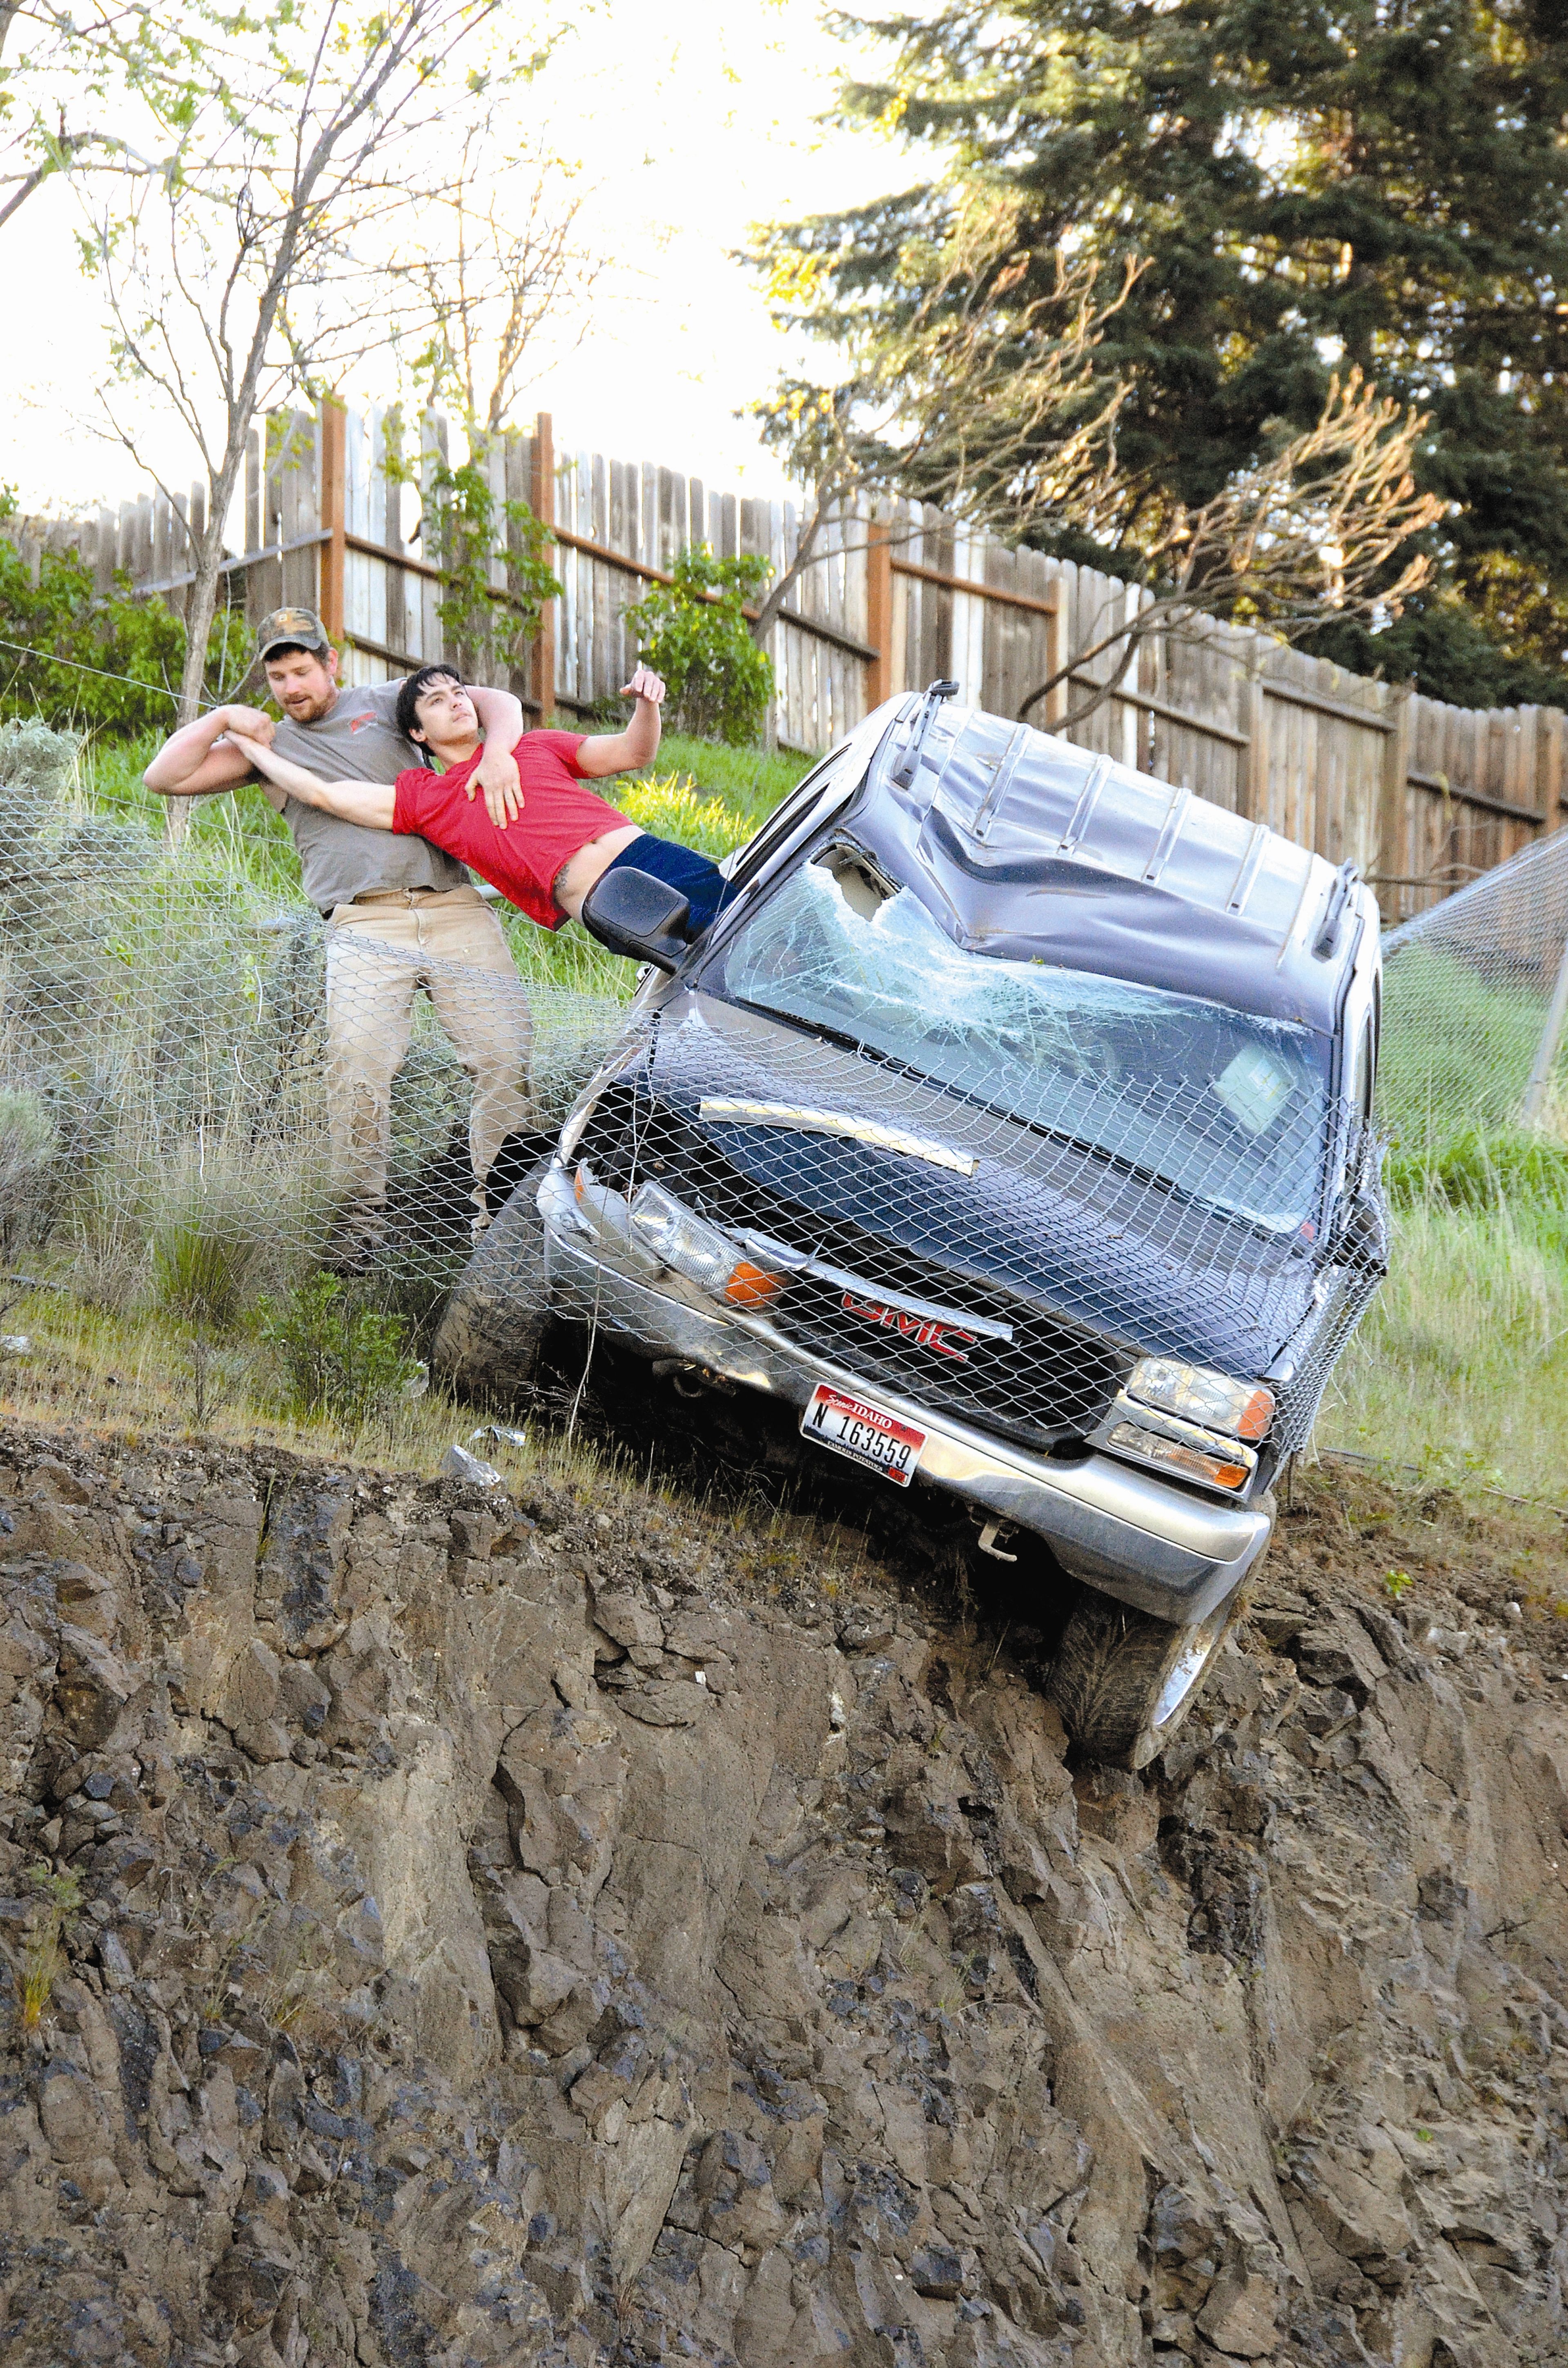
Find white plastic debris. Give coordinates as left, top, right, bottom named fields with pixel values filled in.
left=470, top=1421, right=528, bottom=1451
left=401, top=1362, right=430, bottom=1400
left=0, top=1335, right=31, bottom=1356
left=441, top=1443, right=504, bottom=1487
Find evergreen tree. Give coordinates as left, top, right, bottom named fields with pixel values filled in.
left=763, top=0, right=1568, bottom=705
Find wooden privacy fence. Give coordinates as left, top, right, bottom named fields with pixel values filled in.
left=11, top=398, right=1567, bottom=923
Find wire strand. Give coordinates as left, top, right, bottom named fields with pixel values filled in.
left=0, top=634, right=188, bottom=706
left=0, top=636, right=254, bottom=715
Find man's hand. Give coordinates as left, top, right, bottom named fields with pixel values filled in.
left=472, top=736, right=523, bottom=829
left=577, top=667, right=668, bottom=780
left=214, top=703, right=275, bottom=747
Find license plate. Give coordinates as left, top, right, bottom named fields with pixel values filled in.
left=800, top=1384, right=927, bottom=1487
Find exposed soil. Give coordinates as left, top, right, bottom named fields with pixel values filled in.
left=1, top=1408, right=1566, bottom=2368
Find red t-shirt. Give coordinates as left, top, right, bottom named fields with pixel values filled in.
left=391, top=731, right=631, bottom=928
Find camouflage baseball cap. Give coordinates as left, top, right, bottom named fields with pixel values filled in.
left=255, top=606, right=331, bottom=661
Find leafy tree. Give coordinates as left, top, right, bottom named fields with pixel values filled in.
left=624, top=549, right=775, bottom=746
left=762, top=0, right=1568, bottom=707
left=69, top=0, right=509, bottom=785
left=749, top=214, right=1132, bottom=644
left=0, top=0, right=199, bottom=233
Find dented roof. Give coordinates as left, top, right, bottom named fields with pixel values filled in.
left=845, top=697, right=1370, bottom=1033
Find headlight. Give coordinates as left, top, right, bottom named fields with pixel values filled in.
left=1107, top=1420, right=1253, bottom=1493
left=575, top=1171, right=784, bottom=1309
left=1126, top=1356, right=1274, bottom=1442
left=628, top=1182, right=737, bottom=1290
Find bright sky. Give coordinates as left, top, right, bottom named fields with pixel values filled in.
left=0, top=0, right=910, bottom=523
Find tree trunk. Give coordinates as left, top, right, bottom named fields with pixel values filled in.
left=167, top=437, right=250, bottom=846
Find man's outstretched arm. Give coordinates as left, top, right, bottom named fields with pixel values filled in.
left=226, top=734, right=395, bottom=829
left=143, top=704, right=276, bottom=796
left=577, top=666, right=666, bottom=778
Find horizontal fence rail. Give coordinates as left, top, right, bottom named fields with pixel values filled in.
left=8, top=399, right=1566, bottom=921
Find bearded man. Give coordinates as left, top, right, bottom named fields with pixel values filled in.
left=145, top=608, right=537, bottom=1256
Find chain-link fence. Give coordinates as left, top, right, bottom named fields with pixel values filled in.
left=561, top=988, right=1381, bottom=1460
left=1379, top=825, right=1568, bottom=1157
left=0, top=724, right=628, bottom=1327
left=0, top=712, right=1493, bottom=1457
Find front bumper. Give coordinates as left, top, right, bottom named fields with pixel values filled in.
left=539, top=1168, right=1272, bottom=1627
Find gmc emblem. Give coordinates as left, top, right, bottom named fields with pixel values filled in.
left=841, top=1291, right=978, bottom=1363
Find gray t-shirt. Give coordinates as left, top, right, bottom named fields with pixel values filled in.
left=258, top=680, right=466, bottom=913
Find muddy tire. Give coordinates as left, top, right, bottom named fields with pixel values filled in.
left=1045, top=1589, right=1239, bottom=1770
left=432, top=1158, right=553, bottom=1399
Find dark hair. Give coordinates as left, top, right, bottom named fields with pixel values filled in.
left=261, top=641, right=321, bottom=664
left=394, top=663, right=464, bottom=743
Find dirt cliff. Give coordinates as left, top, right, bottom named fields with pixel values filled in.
left=1, top=1413, right=1566, bottom=2368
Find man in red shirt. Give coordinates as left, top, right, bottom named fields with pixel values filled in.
left=227, top=662, right=735, bottom=936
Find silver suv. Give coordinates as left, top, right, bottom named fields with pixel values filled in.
left=437, top=686, right=1387, bottom=1766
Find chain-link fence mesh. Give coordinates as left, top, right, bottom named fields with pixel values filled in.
left=0, top=716, right=1397, bottom=1466
left=1379, top=826, right=1568, bottom=1157
left=561, top=983, right=1381, bottom=1461
left=0, top=725, right=627, bottom=1325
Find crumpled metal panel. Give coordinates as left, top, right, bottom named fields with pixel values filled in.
left=849, top=698, right=1372, bottom=1033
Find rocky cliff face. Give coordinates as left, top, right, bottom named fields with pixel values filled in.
left=1, top=1414, right=1566, bottom=2368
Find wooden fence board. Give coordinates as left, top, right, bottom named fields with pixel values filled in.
left=11, top=391, right=1565, bottom=912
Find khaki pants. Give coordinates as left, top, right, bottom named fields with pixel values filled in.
left=324, top=887, right=534, bottom=1235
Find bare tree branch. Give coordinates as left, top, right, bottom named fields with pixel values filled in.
left=751, top=201, right=1138, bottom=642
left=70, top=0, right=512, bottom=844
left=1016, top=372, right=1446, bottom=726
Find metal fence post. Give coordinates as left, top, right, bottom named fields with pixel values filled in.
left=1521, top=932, right=1568, bottom=1126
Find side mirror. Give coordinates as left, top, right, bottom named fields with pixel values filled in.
left=580, top=866, right=693, bottom=972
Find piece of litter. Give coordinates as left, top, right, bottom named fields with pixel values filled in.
left=695, top=1668, right=707, bottom=1688
left=0, top=1335, right=31, bottom=1355
left=470, top=1422, right=527, bottom=1451
left=441, top=1443, right=504, bottom=1487
left=401, top=1362, right=429, bottom=1400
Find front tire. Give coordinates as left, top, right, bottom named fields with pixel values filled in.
left=1045, top=1589, right=1239, bottom=1770
left=432, top=1157, right=554, bottom=1399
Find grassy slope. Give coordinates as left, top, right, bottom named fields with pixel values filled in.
left=1319, top=1195, right=1568, bottom=1502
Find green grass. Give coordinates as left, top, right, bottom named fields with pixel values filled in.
left=1320, top=1185, right=1568, bottom=1502
left=84, top=733, right=303, bottom=898
left=1379, top=939, right=1562, bottom=1154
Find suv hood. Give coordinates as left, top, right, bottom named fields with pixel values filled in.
left=639, top=995, right=1327, bottom=1393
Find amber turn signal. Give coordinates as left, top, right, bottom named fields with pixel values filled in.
left=723, top=1260, right=782, bottom=1308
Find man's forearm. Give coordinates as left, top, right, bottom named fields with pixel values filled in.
left=227, top=734, right=395, bottom=829
left=470, top=685, right=524, bottom=746
left=622, top=699, right=661, bottom=769
left=582, top=700, right=661, bottom=779
left=144, top=711, right=229, bottom=792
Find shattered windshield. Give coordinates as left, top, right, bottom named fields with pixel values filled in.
left=709, top=857, right=1332, bottom=1229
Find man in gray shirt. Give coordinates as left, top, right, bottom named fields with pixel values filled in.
left=145, top=606, right=537, bottom=1260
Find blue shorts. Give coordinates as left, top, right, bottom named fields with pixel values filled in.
left=604, top=831, right=735, bottom=936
